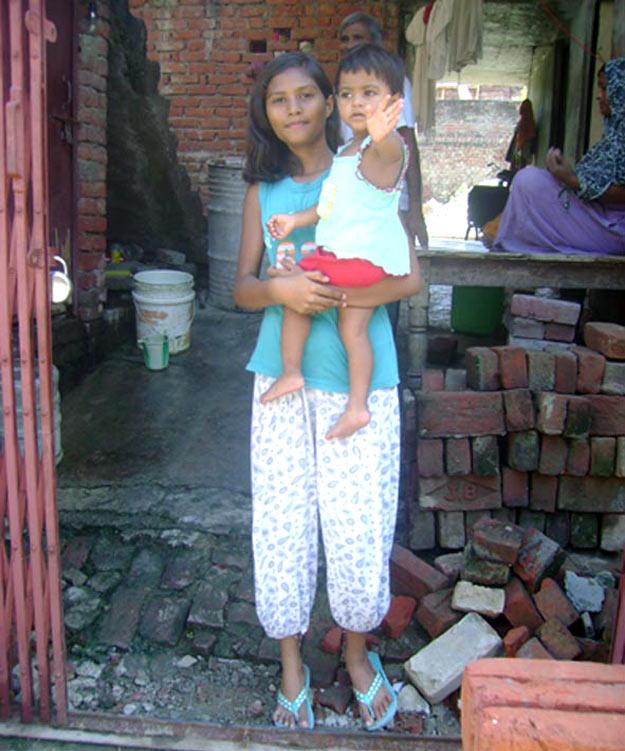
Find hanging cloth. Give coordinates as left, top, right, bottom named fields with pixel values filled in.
left=447, top=0, right=484, bottom=72
left=425, top=0, right=454, bottom=80
left=405, top=6, right=436, bottom=133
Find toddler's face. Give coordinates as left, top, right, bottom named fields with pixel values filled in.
left=336, top=70, right=394, bottom=137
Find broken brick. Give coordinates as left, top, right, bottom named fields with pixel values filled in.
left=536, top=618, right=582, bottom=660
left=533, top=577, right=579, bottom=627
left=503, top=577, right=543, bottom=631
left=513, top=528, right=564, bottom=592
left=471, top=517, right=524, bottom=565
left=381, top=596, right=417, bottom=640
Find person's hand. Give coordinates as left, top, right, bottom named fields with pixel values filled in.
left=546, top=147, right=578, bottom=189
left=407, top=207, right=429, bottom=250
left=267, top=213, right=296, bottom=240
left=366, top=95, right=404, bottom=145
left=273, top=266, right=346, bottom=315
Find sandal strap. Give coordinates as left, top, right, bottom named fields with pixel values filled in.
left=353, top=671, right=383, bottom=707
left=277, top=685, right=308, bottom=715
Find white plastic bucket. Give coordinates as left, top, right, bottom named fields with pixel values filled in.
left=133, top=270, right=194, bottom=299
left=138, top=334, right=170, bottom=371
left=132, top=290, right=196, bottom=354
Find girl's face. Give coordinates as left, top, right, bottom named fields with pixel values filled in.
left=597, top=70, right=611, bottom=118
left=337, top=70, right=393, bottom=137
left=265, top=67, right=334, bottom=148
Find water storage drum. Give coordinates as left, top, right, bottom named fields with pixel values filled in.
left=132, top=270, right=196, bottom=354
left=207, top=156, right=246, bottom=310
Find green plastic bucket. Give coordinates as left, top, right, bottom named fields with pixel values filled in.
left=451, top=286, right=504, bottom=336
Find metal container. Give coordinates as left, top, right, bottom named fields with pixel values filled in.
left=207, top=157, right=247, bottom=310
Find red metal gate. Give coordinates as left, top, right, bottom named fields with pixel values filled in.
left=0, top=0, right=67, bottom=724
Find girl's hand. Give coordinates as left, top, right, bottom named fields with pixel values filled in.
left=267, top=213, right=296, bottom=240
left=273, top=266, right=346, bottom=315
left=546, top=147, right=578, bottom=189
left=366, top=95, right=404, bottom=145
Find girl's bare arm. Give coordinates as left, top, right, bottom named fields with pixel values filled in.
left=341, top=246, right=422, bottom=308
left=233, top=185, right=345, bottom=314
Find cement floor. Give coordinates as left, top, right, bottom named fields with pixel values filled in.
left=58, top=306, right=260, bottom=536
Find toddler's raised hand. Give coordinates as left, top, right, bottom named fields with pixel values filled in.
left=267, top=213, right=295, bottom=240
left=366, top=95, right=404, bottom=144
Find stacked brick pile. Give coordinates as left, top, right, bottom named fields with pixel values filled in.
left=411, top=321, right=625, bottom=554
left=505, top=293, right=581, bottom=350
left=386, top=528, right=619, bottom=706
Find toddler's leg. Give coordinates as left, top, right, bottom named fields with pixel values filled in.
left=326, top=307, right=374, bottom=440
left=261, top=308, right=311, bottom=404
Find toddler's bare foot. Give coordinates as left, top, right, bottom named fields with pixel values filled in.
left=261, top=373, right=305, bottom=404
left=326, top=408, right=370, bottom=440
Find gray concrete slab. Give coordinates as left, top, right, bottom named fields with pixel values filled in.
left=58, top=306, right=260, bottom=533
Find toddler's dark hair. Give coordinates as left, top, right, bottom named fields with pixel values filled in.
left=336, top=43, right=404, bottom=96
left=244, top=53, right=340, bottom=184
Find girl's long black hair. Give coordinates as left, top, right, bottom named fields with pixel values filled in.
left=243, top=53, right=340, bottom=184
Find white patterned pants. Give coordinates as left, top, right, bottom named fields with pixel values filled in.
left=251, top=374, right=400, bottom=640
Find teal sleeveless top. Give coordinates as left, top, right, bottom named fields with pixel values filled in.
left=245, top=172, right=399, bottom=393
left=316, top=137, right=411, bottom=276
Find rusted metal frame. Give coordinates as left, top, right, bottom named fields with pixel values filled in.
left=0, top=13, right=18, bottom=720
left=611, top=550, right=625, bottom=664
left=4, top=0, right=34, bottom=723
left=32, top=0, right=67, bottom=723
left=22, top=0, right=62, bottom=723
left=66, top=711, right=463, bottom=751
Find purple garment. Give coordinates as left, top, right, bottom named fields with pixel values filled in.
left=494, top=166, right=625, bottom=255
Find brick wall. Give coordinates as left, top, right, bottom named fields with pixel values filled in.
left=127, top=0, right=400, bottom=206
left=76, top=0, right=110, bottom=321
left=420, top=100, right=518, bottom=203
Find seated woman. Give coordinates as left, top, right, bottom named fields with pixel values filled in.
left=494, top=58, right=625, bottom=256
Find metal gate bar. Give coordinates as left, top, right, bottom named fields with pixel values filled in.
left=0, top=0, right=67, bottom=724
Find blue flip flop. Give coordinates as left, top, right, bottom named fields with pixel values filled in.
left=353, top=651, right=397, bottom=732
left=274, top=664, right=315, bottom=730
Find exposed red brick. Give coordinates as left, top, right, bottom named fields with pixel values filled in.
left=381, top=596, right=417, bottom=640
left=566, top=439, right=590, bottom=476
left=417, top=391, right=505, bottom=438
left=415, top=588, right=462, bottom=639
left=510, top=294, right=581, bottom=324
left=537, top=618, right=581, bottom=660
left=492, top=346, right=528, bottom=389
left=466, top=347, right=501, bottom=391
left=538, top=435, right=567, bottom=476
left=544, top=322, right=576, bottom=342
left=535, top=393, right=567, bottom=435
left=584, top=322, right=625, bottom=360
left=417, top=439, right=444, bottom=478
left=502, top=467, right=529, bottom=508
left=389, top=544, right=448, bottom=599
left=554, top=350, right=578, bottom=393
left=471, top=517, right=524, bottom=565
left=529, top=473, right=558, bottom=512
left=587, top=395, right=625, bottom=435
left=564, top=395, right=593, bottom=438
left=515, top=636, right=554, bottom=659
left=445, top=438, right=471, bottom=476
left=418, top=474, right=502, bottom=512
left=503, top=625, right=530, bottom=656
left=421, top=369, right=445, bottom=392
left=558, top=475, right=625, bottom=513
left=502, top=389, right=535, bottom=432
left=504, top=577, right=543, bottom=631
left=572, top=346, right=606, bottom=394
left=590, top=436, right=616, bottom=477
left=513, top=529, right=564, bottom=592
left=533, top=578, right=579, bottom=627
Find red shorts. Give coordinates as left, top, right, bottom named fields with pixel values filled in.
left=298, top=247, right=388, bottom=288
